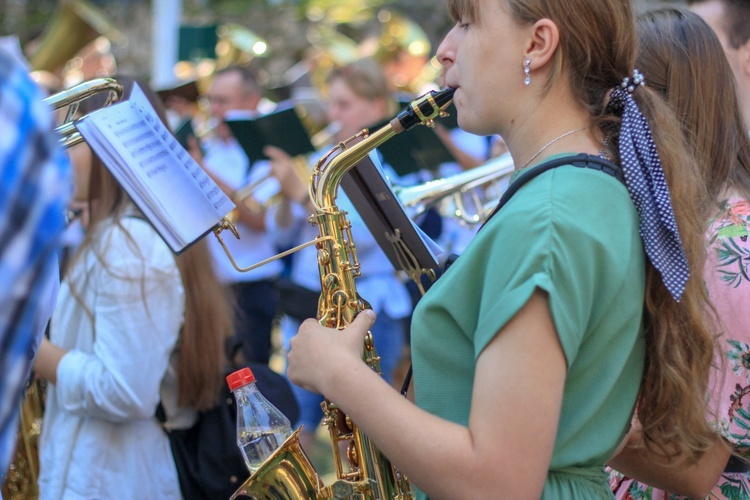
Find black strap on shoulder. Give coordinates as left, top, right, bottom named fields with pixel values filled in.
left=481, top=153, right=623, bottom=231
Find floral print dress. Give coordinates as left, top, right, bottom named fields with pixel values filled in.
left=610, top=197, right=750, bottom=500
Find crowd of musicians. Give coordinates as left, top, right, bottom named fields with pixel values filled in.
left=3, top=0, right=750, bottom=498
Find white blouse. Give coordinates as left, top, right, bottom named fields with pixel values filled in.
left=38, top=216, right=185, bottom=499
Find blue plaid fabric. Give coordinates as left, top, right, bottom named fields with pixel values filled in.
left=0, top=50, right=70, bottom=475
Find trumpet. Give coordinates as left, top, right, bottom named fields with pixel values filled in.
left=396, top=152, right=515, bottom=226
left=230, top=155, right=312, bottom=216
left=44, top=77, right=123, bottom=148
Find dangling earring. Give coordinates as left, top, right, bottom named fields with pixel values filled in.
left=524, top=59, right=531, bottom=86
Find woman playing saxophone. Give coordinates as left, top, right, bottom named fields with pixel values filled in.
left=287, top=0, right=718, bottom=498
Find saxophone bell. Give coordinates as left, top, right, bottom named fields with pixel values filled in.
left=1, top=379, right=45, bottom=500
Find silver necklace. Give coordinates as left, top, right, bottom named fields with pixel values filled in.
left=520, top=126, right=590, bottom=169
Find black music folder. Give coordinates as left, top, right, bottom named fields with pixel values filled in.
left=341, top=151, right=442, bottom=279
left=173, top=118, right=197, bottom=150
left=365, top=117, right=456, bottom=176
left=225, top=104, right=315, bottom=163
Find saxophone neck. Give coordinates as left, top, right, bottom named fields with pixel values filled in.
left=312, top=126, right=396, bottom=210
left=310, top=87, right=456, bottom=211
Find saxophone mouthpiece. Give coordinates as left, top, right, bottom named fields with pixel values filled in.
left=392, top=87, right=456, bottom=132
left=432, top=87, right=457, bottom=107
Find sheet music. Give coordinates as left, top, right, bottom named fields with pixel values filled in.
left=76, top=84, right=235, bottom=252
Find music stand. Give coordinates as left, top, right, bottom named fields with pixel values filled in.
left=341, top=151, right=442, bottom=293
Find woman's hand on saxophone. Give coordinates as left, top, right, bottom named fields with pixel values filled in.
left=287, top=310, right=377, bottom=395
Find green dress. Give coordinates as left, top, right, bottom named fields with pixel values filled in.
left=411, top=156, right=646, bottom=499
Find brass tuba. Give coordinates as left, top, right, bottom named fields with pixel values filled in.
left=223, top=88, right=455, bottom=499
left=215, top=24, right=268, bottom=70
left=1, top=77, right=124, bottom=500
left=29, top=0, right=121, bottom=84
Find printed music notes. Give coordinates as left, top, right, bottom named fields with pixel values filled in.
left=75, top=83, right=235, bottom=253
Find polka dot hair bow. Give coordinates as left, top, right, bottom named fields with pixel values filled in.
left=607, top=69, right=689, bottom=302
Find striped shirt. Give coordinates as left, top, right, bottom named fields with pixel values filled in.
left=0, top=49, right=70, bottom=474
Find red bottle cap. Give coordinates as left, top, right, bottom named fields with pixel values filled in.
left=226, top=367, right=256, bottom=391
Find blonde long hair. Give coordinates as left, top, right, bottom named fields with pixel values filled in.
left=69, top=76, right=233, bottom=411
left=448, top=0, right=716, bottom=463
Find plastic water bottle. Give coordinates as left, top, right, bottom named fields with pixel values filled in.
left=226, top=367, right=293, bottom=474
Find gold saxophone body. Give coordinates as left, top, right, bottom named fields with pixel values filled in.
left=228, top=88, right=455, bottom=500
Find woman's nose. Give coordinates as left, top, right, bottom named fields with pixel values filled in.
left=436, top=26, right=458, bottom=70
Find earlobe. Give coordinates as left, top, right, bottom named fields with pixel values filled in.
left=524, top=19, right=560, bottom=71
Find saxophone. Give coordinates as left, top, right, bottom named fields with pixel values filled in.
left=229, top=87, right=455, bottom=500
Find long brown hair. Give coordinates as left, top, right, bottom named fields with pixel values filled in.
left=636, top=7, right=750, bottom=206
left=70, top=76, right=233, bottom=411
left=449, top=0, right=716, bottom=463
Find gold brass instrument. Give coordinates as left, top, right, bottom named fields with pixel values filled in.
left=216, top=88, right=455, bottom=499
left=1, top=380, right=44, bottom=500
left=229, top=156, right=311, bottom=216
left=44, top=77, right=124, bottom=148
left=396, top=152, right=515, bottom=227
left=29, top=0, right=122, bottom=81
left=1, top=78, right=124, bottom=499
left=215, top=24, right=268, bottom=70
